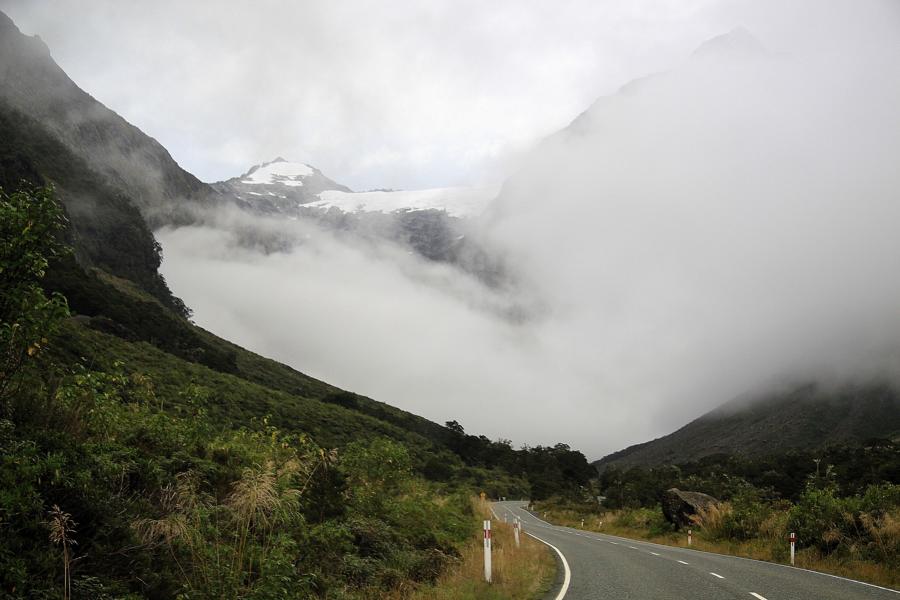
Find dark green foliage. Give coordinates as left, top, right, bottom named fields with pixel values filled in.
left=598, top=442, right=900, bottom=510
left=0, top=184, right=584, bottom=597
left=0, top=100, right=188, bottom=317
left=788, top=483, right=900, bottom=557
left=43, top=255, right=238, bottom=373
left=442, top=426, right=594, bottom=500
left=590, top=440, right=900, bottom=572
left=0, top=185, right=69, bottom=403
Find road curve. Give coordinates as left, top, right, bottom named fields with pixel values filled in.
left=492, top=501, right=899, bottom=600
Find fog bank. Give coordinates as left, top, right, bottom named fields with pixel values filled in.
left=160, top=1, right=900, bottom=458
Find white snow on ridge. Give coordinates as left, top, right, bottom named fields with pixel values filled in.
left=308, top=186, right=498, bottom=218
left=241, top=160, right=314, bottom=186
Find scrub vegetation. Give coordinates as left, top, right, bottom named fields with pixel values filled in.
left=0, top=186, right=584, bottom=598
left=534, top=449, right=900, bottom=589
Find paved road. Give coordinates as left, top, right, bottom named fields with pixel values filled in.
left=492, top=501, right=899, bottom=600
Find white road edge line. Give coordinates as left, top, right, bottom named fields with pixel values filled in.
left=750, top=593, right=768, bottom=600
left=710, top=572, right=725, bottom=579
left=514, top=506, right=900, bottom=595
left=524, top=531, right=571, bottom=600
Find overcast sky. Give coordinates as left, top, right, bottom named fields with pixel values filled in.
left=3, top=0, right=899, bottom=459
left=3, top=0, right=755, bottom=190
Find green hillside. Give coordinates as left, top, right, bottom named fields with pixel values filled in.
left=595, top=383, right=900, bottom=472
left=0, top=184, right=593, bottom=598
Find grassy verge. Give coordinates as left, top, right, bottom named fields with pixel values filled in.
left=393, top=500, right=556, bottom=599
left=532, top=502, right=899, bottom=590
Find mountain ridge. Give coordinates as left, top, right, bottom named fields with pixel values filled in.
left=595, top=381, right=900, bottom=470
left=0, top=11, right=216, bottom=226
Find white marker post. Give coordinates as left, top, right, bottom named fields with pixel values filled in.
left=581, top=519, right=585, bottom=528
left=514, top=518, right=521, bottom=548
left=483, top=520, right=492, bottom=583
left=789, top=532, right=796, bottom=566
left=688, top=528, right=692, bottom=546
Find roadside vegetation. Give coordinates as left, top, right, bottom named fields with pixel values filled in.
left=394, top=500, right=555, bottom=600
left=534, top=450, right=900, bottom=590
left=0, top=185, right=581, bottom=598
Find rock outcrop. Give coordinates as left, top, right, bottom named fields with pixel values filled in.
left=661, top=488, right=719, bottom=528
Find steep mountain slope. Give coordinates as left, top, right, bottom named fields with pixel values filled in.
left=595, top=382, right=900, bottom=470
left=0, top=10, right=215, bottom=225
left=0, top=8, right=555, bottom=482
left=0, top=98, right=191, bottom=315
left=0, top=8, right=466, bottom=454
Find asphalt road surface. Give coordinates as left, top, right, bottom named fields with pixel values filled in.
left=492, top=501, right=899, bottom=600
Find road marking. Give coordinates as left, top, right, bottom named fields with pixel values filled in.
left=710, top=572, right=725, bottom=579
left=567, top=520, right=900, bottom=595
left=499, top=501, right=900, bottom=597
left=524, top=531, right=571, bottom=600
left=649, top=551, right=660, bottom=556
left=678, top=560, right=689, bottom=565
left=750, top=594, right=768, bottom=600
left=610, top=541, right=618, bottom=545
left=628, top=546, right=638, bottom=550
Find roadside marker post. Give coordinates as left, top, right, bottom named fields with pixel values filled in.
left=483, top=520, right=492, bottom=583
left=688, top=528, right=692, bottom=546
left=581, top=519, right=585, bottom=528
left=514, top=518, right=521, bottom=548
left=789, top=532, right=796, bottom=566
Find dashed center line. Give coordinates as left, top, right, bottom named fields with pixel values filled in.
left=749, top=594, right=768, bottom=600
left=649, top=551, right=661, bottom=556
left=610, top=541, right=618, bottom=545
left=628, top=546, right=639, bottom=550
left=710, top=572, right=725, bottom=579
left=677, top=560, right=689, bottom=565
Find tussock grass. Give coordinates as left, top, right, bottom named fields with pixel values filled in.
left=391, top=499, right=556, bottom=600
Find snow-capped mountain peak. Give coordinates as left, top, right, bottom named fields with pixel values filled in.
left=239, top=157, right=315, bottom=187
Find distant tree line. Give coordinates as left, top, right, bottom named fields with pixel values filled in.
left=440, top=420, right=595, bottom=500
left=598, top=440, right=900, bottom=509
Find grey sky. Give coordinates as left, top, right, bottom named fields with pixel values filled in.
left=3, top=0, right=739, bottom=190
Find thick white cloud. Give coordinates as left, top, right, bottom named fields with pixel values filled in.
left=157, top=0, right=900, bottom=459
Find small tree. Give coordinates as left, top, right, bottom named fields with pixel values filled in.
left=0, top=185, right=69, bottom=405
